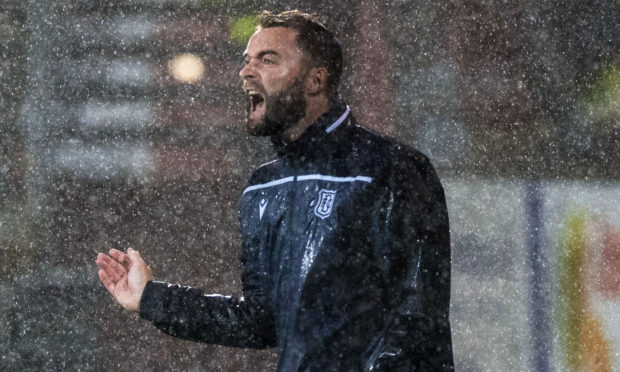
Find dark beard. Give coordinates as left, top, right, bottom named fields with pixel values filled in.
left=245, top=78, right=307, bottom=137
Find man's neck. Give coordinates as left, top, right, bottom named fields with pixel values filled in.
left=280, top=95, right=331, bottom=144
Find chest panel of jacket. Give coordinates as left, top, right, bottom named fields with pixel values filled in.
left=241, top=174, right=375, bottom=300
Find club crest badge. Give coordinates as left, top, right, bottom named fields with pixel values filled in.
left=314, top=189, right=337, bottom=219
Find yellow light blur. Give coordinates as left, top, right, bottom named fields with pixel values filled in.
left=168, top=53, right=205, bottom=84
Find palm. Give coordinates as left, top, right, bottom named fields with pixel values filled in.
left=112, top=271, right=133, bottom=306
left=96, top=248, right=153, bottom=311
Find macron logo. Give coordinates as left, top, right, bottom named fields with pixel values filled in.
left=259, top=199, right=268, bottom=220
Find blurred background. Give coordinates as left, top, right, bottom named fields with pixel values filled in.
left=0, top=0, right=618, bottom=370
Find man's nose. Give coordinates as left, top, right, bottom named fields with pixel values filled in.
left=239, top=60, right=256, bottom=80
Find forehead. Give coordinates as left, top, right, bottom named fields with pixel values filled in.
left=244, top=26, right=302, bottom=56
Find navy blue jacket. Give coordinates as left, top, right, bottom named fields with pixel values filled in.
left=139, top=103, right=454, bottom=371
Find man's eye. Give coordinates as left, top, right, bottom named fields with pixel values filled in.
left=262, top=58, right=274, bottom=64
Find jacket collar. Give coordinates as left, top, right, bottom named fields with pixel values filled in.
left=270, top=101, right=351, bottom=157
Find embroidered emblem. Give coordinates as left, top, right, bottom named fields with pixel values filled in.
left=314, top=189, right=337, bottom=219
left=259, top=198, right=268, bottom=220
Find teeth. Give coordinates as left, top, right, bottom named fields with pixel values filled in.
left=247, top=89, right=257, bottom=95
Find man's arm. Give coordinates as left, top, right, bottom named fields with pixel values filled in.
left=365, top=154, right=453, bottom=371
left=96, top=248, right=276, bottom=349
left=138, top=280, right=276, bottom=348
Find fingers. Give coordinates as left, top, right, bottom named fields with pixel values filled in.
left=96, top=252, right=126, bottom=283
left=97, top=268, right=116, bottom=294
left=109, top=248, right=131, bottom=271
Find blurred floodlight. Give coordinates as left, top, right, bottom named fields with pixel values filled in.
left=168, top=53, right=205, bottom=84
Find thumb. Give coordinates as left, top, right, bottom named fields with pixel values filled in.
left=127, top=247, right=142, bottom=262
left=127, top=248, right=153, bottom=280
left=128, top=249, right=147, bottom=273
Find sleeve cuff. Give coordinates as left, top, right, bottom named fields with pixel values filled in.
left=139, top=280, right=169, bottom=322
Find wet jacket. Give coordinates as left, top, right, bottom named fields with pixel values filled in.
left=139, top=103, right=454, bottom=371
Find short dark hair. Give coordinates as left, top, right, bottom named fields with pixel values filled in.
left=258, top=10, right=342, bottom=99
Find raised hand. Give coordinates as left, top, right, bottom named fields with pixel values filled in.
left=96, top=248, right=154, bottom=311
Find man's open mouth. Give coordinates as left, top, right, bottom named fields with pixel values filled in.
left=247, top=89, right=265, bottom=117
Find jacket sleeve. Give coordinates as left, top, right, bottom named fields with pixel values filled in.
left=366, top=154, right=453, bottom=371
left=138, top=245, right=277, bottom=349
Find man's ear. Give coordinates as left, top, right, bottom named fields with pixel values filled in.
left=305, top=67, right=328, bottom=96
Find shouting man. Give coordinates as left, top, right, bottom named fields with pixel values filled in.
left=96, top=10, right=453, bottom=371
